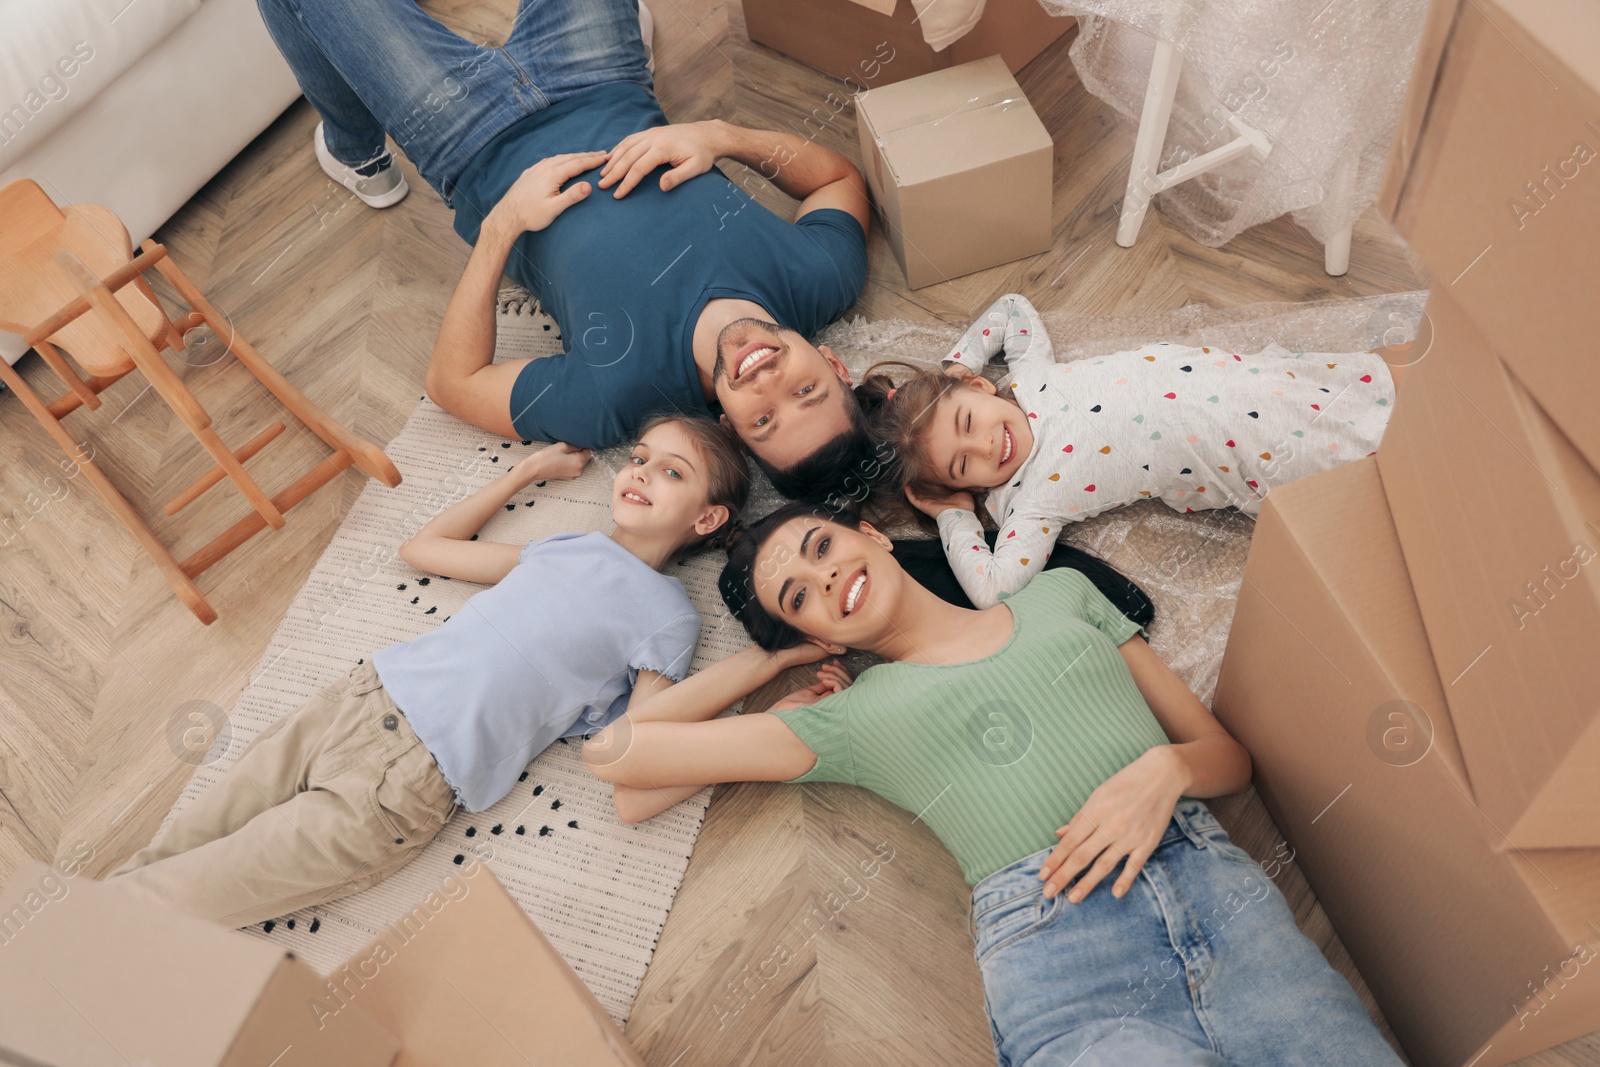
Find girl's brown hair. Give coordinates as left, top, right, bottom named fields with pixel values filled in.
left=856, top=360, right=1019, bottom=531
left=637, top=414, right=752, bottom=553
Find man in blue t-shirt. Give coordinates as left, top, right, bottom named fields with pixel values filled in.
left=257, top=0, right=877, bottom=499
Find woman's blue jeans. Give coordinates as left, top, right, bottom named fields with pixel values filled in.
left=254, top=0, right=652, bottom=204
left=971, top=800, right=1404, bottom=1066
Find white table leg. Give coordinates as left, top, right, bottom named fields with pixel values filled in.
left=1117, top=38, right=1184, bottom=248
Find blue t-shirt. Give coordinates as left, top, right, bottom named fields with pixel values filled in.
left=451, top=81, right=869, bottom=448
left=372, top=532, right=701, bottom=812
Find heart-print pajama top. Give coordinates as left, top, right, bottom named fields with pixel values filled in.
left=934, top=294, right=1396, bottom=609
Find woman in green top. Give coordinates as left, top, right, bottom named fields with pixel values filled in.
left=583, top=502, right=1401, bottom=1066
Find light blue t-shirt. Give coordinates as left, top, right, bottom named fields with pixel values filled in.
left=373, top=532, right=701, bottom=812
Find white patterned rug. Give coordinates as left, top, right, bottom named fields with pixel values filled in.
left=161, top=286, right=1427, bottom=1021
left=159, top=302, right=751, bottom=1022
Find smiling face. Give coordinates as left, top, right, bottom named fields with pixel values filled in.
left=749, top=515, right=906, bottom=651
left=712, top=318, right=857, bottom=470
left=610, top=421, right=728, bottom=549
left=920, top=377, right=1036, bottom=492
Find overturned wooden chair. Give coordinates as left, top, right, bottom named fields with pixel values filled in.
left=0, top=179, right=401, bottom=624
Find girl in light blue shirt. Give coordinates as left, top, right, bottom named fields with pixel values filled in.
left=112, top=415, right=750, bottom=927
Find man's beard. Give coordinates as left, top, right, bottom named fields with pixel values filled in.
left=713, top=317, right=788, bottom=390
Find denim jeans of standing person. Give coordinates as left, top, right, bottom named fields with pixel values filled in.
left=254, top=0, right=652, bottom=206
left=971, top=799, right=1403, bottom=1066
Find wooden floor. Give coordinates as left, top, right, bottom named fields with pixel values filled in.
left=1, top=1, right=1594, bottom=1065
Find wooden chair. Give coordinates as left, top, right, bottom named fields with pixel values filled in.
left=0, top=179, right=401, bottom=624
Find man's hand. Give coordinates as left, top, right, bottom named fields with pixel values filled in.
left=518, top=442, right=592, bottom=483
left=598, top=122, right=723, bottom=198
left=489, top=151, right=609, bottom=236
left=1038, top=747, right=1191, bottom=903
left=769, top=660, right=853, bottom=712
left=905, top=484, right=977, bottom=519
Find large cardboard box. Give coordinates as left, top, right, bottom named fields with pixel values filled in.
left=857, top=55, right=1053, bottom=288
left=742, top=0, right=1072, bottom=89
left=1213, top=457, right=1600, bottom=1067
left=1376, top=288, right=1600, bottom=849
left=0, top=860, right=644, bottom=1067
left=0, top=859, right=401, bottom=1067
left=1393, top=0, right=1600, bottom=470
left=339, top=860, right=645, bottom=1067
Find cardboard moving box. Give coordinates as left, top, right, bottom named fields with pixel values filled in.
left=1394, top=0, right=1600, bottom=470
left=0, top=860, right=644, bottom=1067
left=1213, top=457, right=1600, bottom=1067
left=343, top=860, right=645, bottom=1067
left=857, top=55, right=1053, bottom=288
left=742, top=0, right=1072, bottom=88
left=1376, top=288, right=1600, bottom=849
left=0, top=859, right=401, bottom=1067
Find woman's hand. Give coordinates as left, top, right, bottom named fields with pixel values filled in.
left=769, top=660, right=852, bottom=712
left=905, top=484, right=977, bottom=519
left=517, top=442, right=592, bottom=483
left=1038, top=746, right=1191, bottom=903
left=598, top=121, right=723, bottom=198
left=489, top=151, right=609, bottom=235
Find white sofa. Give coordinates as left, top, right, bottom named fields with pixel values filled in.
left=0, top=0, right=302, bottom=364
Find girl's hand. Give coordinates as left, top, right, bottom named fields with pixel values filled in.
left=598, top=122, right=721, bottom=197
left=520, top=442, right=592, bottom=482
left=491, top=151, right=609, bottom=234
left=1038, top=746, right=1190, bottom=902
left=768, top=660, right=853, bottom=712
left=905, top=484, right=977, bottom=519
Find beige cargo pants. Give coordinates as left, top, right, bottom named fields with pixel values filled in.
left=111, top=662, right=458, bottom=928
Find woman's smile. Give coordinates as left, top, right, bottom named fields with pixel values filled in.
left=840, top=566, right=869, bottom=617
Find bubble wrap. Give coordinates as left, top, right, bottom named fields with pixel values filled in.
left=1035, top=0, right=1431, bottom=247
left=814, top=291, right=1425, bottom=704
left=497, top=288, right=1425, bottom=705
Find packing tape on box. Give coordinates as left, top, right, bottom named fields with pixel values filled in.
left=870, top=92, right=1026, bottom=142
left=870, top=92, right=1027, bottom=187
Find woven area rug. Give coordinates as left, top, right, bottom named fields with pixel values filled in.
left=161, top=286, right=1427, bottom=1021
left=160, top=304, right=750, bottom=1022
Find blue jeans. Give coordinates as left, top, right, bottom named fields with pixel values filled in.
left=971, top=800, right=1403, bottom=1067
left=254, top=0, right=652, bottom=203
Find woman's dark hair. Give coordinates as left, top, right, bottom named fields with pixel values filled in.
left=637, top=414, right=751, bottom=554
left=717, top=500, right=864, bottom=650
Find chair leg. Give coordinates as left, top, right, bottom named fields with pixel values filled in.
left=1117, top=39, right=1185, bottom=249
left=31, top=338, right=103, bottom=412
left=46, top=368, right=136, bottom=420
left=61, top=257, right=288, bottom=531
left=148, top=249, right=402, bottom=489
left=0, top=358, right=217, bottom=624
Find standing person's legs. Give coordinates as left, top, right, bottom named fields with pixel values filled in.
left=111, top=664, right=458, bottom=928
left=255, top=0, right=529, bottom=198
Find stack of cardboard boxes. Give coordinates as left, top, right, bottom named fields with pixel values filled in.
left=743, top=0, right=1067, bottom=289
left=1214, top=2, right=1600, bottom=1064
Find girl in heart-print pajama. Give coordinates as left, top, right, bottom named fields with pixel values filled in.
left=859, top=293, right=1395, bottom=609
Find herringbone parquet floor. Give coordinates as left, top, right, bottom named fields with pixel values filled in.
left=3, top=1, right=1595, bottom=1064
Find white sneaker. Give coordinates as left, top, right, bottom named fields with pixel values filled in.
left=314, top=122, right=410, bottom=208
left=640, top=0, right=655, bottom=73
